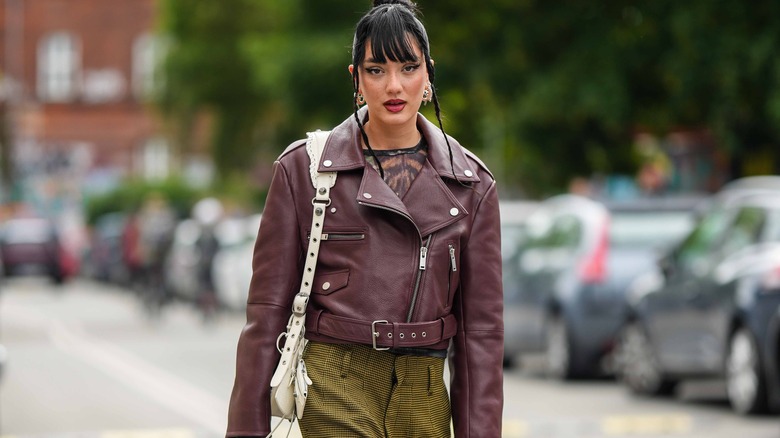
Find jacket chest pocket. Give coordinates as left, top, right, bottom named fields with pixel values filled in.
left=445, top=241, right=459, bottom=311
left=322, top=232, right=365, bottom=241
left=307, top=228, right=366, bottom=244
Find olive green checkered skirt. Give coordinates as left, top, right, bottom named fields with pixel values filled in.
left=299, top=341, right=451, bottom=438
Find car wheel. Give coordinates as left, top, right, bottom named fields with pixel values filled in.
left=545, top=316, right=573, bottom=379
left=616, top=322, right=677, bottom=396
left=503, top=354, right=517, bottom=369
left=726, top=328, right=768, bottom=415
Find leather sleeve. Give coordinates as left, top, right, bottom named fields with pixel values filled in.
left=450, top=180, right=504, bottom=437
left=227, top=161, right=304, bottom=437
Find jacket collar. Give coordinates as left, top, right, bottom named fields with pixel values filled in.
left=318, top=108, right=477, bottom=237
left=318, top=107, right=480, bottom=184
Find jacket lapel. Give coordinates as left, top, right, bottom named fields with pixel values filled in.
left=319, top=109, right=478, bottom=236
left=402, top=159, right=469, bottom=236
left=356, top=163, right=414, bottom=224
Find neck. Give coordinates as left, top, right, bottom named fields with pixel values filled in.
left=363, top=118, right=421, bottom=150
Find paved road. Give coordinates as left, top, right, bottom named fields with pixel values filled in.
left=1, top=278, right=778, bottom=438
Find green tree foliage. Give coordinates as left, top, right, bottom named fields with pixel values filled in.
left=423, top=0, right=780, bottom=194
left=84, top=178, right=204, bottom=225
left=157, top=0, right=355, bottom=183
left=157, top=1, right=780, bottom=197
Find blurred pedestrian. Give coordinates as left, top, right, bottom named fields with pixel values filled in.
left=192, top=197, right=223, bottom=322
left=227, top=1, right=503, bottom=437
left=136, top=193, right=177, bottom=316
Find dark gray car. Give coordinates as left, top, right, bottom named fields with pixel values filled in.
left=767, top=307, right=780, bottom=412
left=502, top=194, right=696, bottom=378
left=616, top=176, right=780, bottom=415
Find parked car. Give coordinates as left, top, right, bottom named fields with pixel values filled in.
left=616, top=178, right=780, bottom=415
left=163, top=218, right=204, bottom=303
left=767, top=307, right=780, bottom=412
left=212, top=214, right=261, bottom=310
left=84, top=212, right=131, bottom=285
left=500, top=200, right=538, bottom=366
left=0, top=217, right=67, bottom=283
left=164, top=209, right=260, bottom=311
left=502, top=194, right=697, bottom=377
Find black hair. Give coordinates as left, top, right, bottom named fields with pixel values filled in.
left=351, top=0, right=459, bottom=183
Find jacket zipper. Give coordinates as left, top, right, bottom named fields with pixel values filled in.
left=322, top=233, right=365, bottom=241
left=306, top=232, right=365, bottom=241
left=449, top=244, right=457, bottom=272
left=406, top=234, right=432, bottom=322
left=356, top=201, right=430, bottom=323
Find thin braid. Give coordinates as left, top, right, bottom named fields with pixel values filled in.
left=352, top=71, right=385, bottom=179
left=429, top=78, right=468, bottom=187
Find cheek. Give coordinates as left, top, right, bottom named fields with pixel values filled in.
left=408, top=76, right=426, bottom=94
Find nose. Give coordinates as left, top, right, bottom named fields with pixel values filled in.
left=385, top=71, right=402, bottom=95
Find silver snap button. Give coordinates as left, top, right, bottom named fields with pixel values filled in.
left=330, top=207, right=337, bottom=213
left=323, top=160, right=333, bottom=167
left=322, top=281, right=331, bottom=291
left=449, top=208, right=459, bottom=216
left=363, top=193, right=372, bottom=199
left=464, top=169, right=473, bottom=177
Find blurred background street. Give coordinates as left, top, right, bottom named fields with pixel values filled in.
left=2, top=278, right=779, bottom=438
left=1, top=0, right=780, bottom=437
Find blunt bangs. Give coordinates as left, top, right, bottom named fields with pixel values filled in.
left=353, top=5, right=430, bottom=66
left=367, top=20, right=418, bottom=63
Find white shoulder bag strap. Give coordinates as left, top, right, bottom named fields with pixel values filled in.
left=269, top=130, right=334, bottom=422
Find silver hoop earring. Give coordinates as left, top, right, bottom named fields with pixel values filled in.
left=422, top=88, right=430, bottom=106
left=356, top=92, right=366, bottom=106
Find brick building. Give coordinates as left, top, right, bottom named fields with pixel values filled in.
left=1, top=0, right=170, bottom=206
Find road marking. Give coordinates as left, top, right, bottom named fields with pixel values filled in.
left=5, top=300, right=228, bottom=436
left=502, top=419, right=530, bottom=437
left=602, top=414, right=692, bottom=435
left=47, top=319, right=228, bottom=435
left=101, top=429, right=196, bottom=438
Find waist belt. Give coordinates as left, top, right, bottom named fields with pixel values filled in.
left=307, top=310, right=457, bottom=351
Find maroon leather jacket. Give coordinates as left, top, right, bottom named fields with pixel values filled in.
left=227, top=110, right=504, bottom=437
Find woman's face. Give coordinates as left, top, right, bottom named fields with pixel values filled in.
left=351, top=38, right=429, bottom=131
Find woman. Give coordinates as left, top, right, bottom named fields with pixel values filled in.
left=227, top=1, right=503, bottom=436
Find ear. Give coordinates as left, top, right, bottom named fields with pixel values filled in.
left=348, top=64, right=354, bottom=75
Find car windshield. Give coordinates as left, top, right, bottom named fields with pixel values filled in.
left=609, top=212, right=694, bottom=249
left=2, top=219, right=53, bottom=244
left=501, top=223, right=526, bottom=259
left=525, top=214, right=583, bottom=250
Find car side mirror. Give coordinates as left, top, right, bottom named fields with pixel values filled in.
left=658, top=252, right=675, bottom=279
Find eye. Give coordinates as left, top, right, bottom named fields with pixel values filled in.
left=365, top=67, right=382, bottom=75
left=403, top=64, right=421, bottom=72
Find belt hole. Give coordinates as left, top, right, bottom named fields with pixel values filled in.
left=422, top=332, right=427, bottom=337
left=399, top=333, right=405, bottom=339
left=387, top=333, right=392, bottom=338
left=411, top=333, right=416, bottom=338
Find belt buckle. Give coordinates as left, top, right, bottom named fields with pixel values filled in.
left=371, top=320, right=390, bottom=351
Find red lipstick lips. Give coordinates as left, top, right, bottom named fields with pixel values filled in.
left=384, top=99, right=406, bottom=113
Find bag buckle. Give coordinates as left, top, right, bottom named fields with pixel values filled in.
left=371, top=320, right=389, bottom=351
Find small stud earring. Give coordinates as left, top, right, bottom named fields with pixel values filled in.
left=422, top=87, right=430, bottom=106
